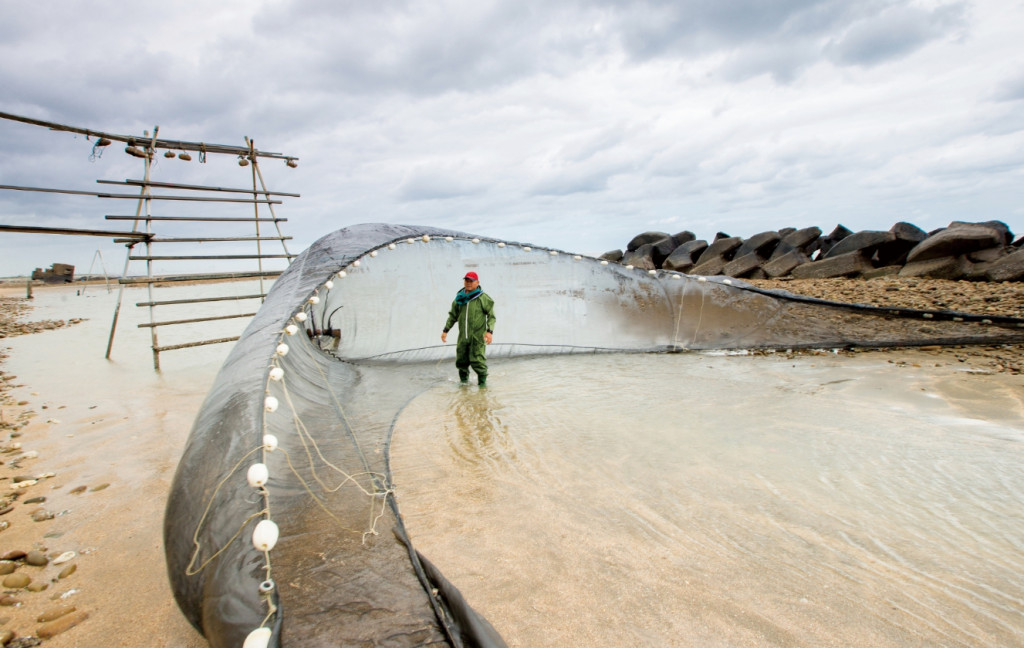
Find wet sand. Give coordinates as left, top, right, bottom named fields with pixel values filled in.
left=0, top=284, right=210, bottom=647
left=0, top=277, right=1021, bottom=646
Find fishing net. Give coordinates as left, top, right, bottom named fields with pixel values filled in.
left=164, top=224, right=1024, bottom=648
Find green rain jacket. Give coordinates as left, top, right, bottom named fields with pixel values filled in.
left=443, top=288, right=495, bottom=343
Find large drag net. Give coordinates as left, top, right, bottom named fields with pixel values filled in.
left=164, top=224, right=1024, bottom=648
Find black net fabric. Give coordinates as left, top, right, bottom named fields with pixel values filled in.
left=164, top=224, right=1024, bottom=648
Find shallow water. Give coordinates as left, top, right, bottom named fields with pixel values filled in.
left=391, top=353, right=1024, bottom=648
left=11, top=283, right=1024, bottom=648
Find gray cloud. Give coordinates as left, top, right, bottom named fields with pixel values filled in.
left=825, top=4, right=967, bottom=67
left=993, top=70, right=1024, bottom=102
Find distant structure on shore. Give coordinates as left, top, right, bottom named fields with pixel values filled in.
left=30, top=263, right=74, bottom=283
left=606, top=220, right=1024, bottom=283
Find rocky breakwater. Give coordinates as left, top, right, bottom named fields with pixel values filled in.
left=605, top=220, right=1024, bottom=282
left=1, top=297, right=90, bottom=646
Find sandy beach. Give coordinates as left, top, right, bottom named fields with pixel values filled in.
left=0, top=283, right=210, bottom=648
left=0, top=276, right=1021, bottom=647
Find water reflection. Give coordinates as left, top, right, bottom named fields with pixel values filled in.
left=443, top=387, right=512, bottom=469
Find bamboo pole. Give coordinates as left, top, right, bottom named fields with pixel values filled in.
left=128, top=254, right=295, bottom=261
left=0, top=184, right=282, bottom=203
left=0, top=224, right=149, bottom=239
left=248, top=139, right=266, bottom=298
left=135, top=293, right=267, bottom=307
left=0, top=111, right=297, bottom=162
left=154, top=336, right=241, bottom=352
left=98, top=179, right=300, bottom=197
left=106, top=215, right=287, bottom=222
left=120, top=236, right=291, bottom=243
left=118, top=270, right=281, bottom=284
left=138, top=312, right=257, bottom=328
left=106, top=127, right=159, bottom=361
left=249, top=137, right=293, bottom=267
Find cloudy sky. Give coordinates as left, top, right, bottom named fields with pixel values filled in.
left=1, top=0, right=1022, bottom=277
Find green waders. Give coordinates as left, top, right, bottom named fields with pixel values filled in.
left=456, top=336, right=488, bottom=385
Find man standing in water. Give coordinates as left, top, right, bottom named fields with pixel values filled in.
left=441, top=271, right=495, bottom=386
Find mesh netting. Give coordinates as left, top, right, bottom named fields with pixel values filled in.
left=164, top=224, right=1024, bottom=648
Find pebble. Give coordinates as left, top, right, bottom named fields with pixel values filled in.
left=36, top=609, right=89, bottom=638
left=0, top=596, right=19, bottom=607
left=0, top=550, right=25, bottom=561
left=67, top=486, right=86, bottom=495
left=36, top=603, right=76, bottom=623
left=57, top=563, right=76, bottom=579
left=30, top=509, right=53, bottom=523
left=22, top=497, right=45, bottom=504
left=2, top=572, right=30, bottom=588
left=51, top=551, right=75, bottom=565
left=0, top=521, right=8, bottom=532
left=25, top=551, right=47, bottom=566
left=7, top=637, right=43, bottom=647
left=89, top=483, right=110, bottom=492
left=0, top=561, right=16, bottom=575
left=26, top=582, right=48, bottom=593
left=0, top=629, right=12, bottom=646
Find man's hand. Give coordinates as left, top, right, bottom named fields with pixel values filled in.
left=441, top=331, right=447, bottom=343
left=484, top=332, right=493, bottom=345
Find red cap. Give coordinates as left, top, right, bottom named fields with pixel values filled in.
left=464, top=272, right=479, bottom=281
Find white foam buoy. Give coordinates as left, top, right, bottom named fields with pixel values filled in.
left=275, top=343, right=289, bottom=357
left=648, top=270, right=657, bottom=275
left=523, top=246, right=532, bottom=252
left=625, top=265, right=634, bottom=270
left=723, top=279, right=732, bottom=285
left=285, top=324, right=298, bottom=336
left=422, top=234, right=430, bottom=242
left=252, top=520, right=279, bottom=552
left=269, top=367, right=284, bottom=381
left=498, top=242, right=506, bottom=248
left=337, top=270, right=347, bottom=278
left=574, top=255, right=582, bottom=260
left=294, top=312, right=308, bottom=322
left=370, top=250, right=378, bottom=257
left=549, top=250, right=558, bottom=256
left=697, top=276, right=707, bottom=282
left=352, top=260, right=361, bottom=267
left=264, top=396, right=279, bottom=413
left=672, top=274, right=681, bottom=279
left=243, top=627, right=272, bottom=648
left=247, top=463, right=269, bottom=488
left=308, top=295, right=319, bottom=305
left=472, top=238, right=481, bottom=244
left=388, top=243, right=396, bottom=250
left=263, top=434, right=279, bottom=451
left=600, top=260, right=608, bottom=265
left=324, top=280, right=334, bottom=290
left=445, top=236, right=453, bottom=242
